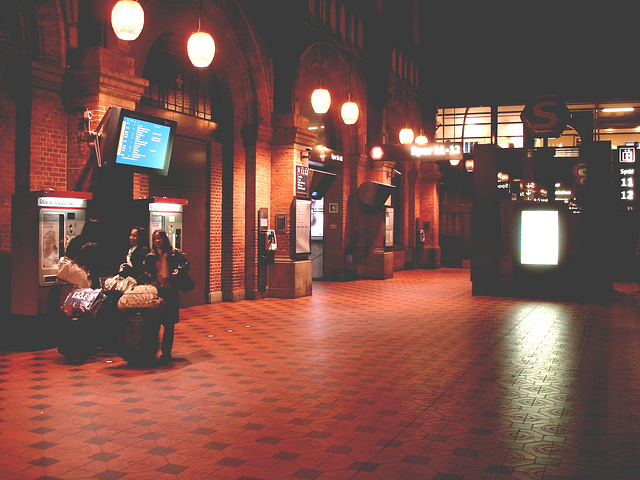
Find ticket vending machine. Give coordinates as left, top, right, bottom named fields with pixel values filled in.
left=11, top=190, right=92, bottom=316
left=138, top=197, right=187, bottom=249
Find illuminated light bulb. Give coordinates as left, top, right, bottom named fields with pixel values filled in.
left=111, top=0, right=144, bottom=41
left=449, top=159, right=461, bottom=166
left=341, top=99, right=359, bottom=125
left=399, top=127, right=414, bottom=144
left=311, top=88, right=331, bottom=114
left=188, top=31, right=216, bottom=68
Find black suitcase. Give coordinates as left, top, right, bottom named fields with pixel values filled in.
left=57, top=288, right=103, bottom=364
left=57, top=311, right=98, bottom=363
left=119, top=309, right=160, bottom=365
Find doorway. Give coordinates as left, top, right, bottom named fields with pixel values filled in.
left=150, top=135, right=209, bottom=307
left=311, top=198, right=324, bottom=279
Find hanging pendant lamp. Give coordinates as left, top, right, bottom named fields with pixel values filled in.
left=111, top=0, right=144, bottom=41
left=188, top=0, right=215, bottom=68
left=341, top=24, right=359, bottom=125
left=415, top=129, right=428, bottom=145
left=312, top=40, right=331, bottom=114
left=399, top=126, right=415, bottom=144
left=341, top=94, right=359, bottom=125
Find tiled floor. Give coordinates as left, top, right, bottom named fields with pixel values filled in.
left=2, top=268, right=640, bottom=480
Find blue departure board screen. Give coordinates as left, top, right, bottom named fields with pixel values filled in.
left=114, top=115, right=174, bottom=175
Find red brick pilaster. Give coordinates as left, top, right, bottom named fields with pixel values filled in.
left=269, top=113, right=315, bottom=298
left=30, top=61, right=66, bottom=191
left=418, top=162, right=442, bottom=268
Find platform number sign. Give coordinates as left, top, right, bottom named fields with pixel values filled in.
left=618, top=146, right=636, bottom=208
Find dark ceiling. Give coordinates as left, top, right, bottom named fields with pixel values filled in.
left=422, top=3, right=640, bottom=107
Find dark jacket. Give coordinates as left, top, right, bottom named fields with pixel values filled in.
left=143, top=249, right=190, bottom=324
left=119, top=245, right=150, bottom=283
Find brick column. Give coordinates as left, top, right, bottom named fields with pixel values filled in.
left=65, top=47, right=148, bottom=194
left=30, top=61, right=67, bottom=191
left=269, top=113, right=315, bottom=298
left=405, top=162, right=422, bottom=268
left=418, top=162, right=442, bottom=268
left=243, top=124, right=274, bottom=300
left=361, top=160, right=395, bottom=279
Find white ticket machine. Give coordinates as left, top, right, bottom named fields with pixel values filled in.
left=12, top=190, right=92, bottom=316
left=147, top=197, right=187, bottom=250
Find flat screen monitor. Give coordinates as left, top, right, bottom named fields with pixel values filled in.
left=95, top=107, right=177, bottom=176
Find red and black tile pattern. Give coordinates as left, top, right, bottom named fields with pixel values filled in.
left=1, top=269, right=639, bottom=479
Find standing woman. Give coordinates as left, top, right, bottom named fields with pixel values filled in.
left=119, top=225, right=150, bottom=283
left=143, top=229, right=190, bottom=362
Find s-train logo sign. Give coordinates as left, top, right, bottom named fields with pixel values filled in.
left=520, top=96, right=571, bottom=138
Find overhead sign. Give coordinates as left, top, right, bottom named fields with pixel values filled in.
left=520, top=96, right=571, bottom=138
left=369, top=142, right=463, bottom=162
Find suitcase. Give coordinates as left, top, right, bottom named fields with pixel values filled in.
left=57, top=287, right=103, bottom=364
left=57, top=311, right=98, bottom=364
left=119, top=309, right=160, bottom=365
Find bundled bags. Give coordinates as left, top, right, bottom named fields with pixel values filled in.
left=117, top=284, right=165, bottom=311
left=103, top=275, right=137, bottom=293
left=57, top=257, right=91, bottom=288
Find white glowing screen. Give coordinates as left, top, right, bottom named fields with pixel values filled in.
left=520, top=210, right=559, bottom=265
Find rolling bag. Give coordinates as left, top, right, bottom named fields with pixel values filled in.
left=119, top=309, right=160, bottom=365
left=58, top=287, right=104, bottom=363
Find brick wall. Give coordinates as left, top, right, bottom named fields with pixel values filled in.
left=0, top=92, right=15, bottom=253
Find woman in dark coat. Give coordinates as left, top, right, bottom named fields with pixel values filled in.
left=119, top=225, right=150, bottom=283
left=143, top=229, right=190, bottom=362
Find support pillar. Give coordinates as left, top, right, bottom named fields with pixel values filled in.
left=269, top=114, right=315, bottom=298
left=418, top=162, right=442, bottom=268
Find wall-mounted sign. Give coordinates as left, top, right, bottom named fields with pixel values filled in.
left=309, top=146, right=344, bottom=169
left=618, top=146, right=637, bottom=206
left=296, top=165, right=309, bottom=197
left=368, top=142, right=463, bottom=162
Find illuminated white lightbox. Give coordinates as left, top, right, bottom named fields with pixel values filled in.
left=520, top=210, right=559, bottom=265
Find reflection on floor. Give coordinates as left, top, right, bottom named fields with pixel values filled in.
left=2, top=269, right=640, bottom=479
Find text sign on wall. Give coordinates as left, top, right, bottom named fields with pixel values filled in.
left=296, top=165, right=309, bottom=197
left=618, top=146, right=636, bottom=205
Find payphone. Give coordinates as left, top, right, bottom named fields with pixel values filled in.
left=11, top=190, right=92, bottom=316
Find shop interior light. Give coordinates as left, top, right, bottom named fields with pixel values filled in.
left=188, top=0, right=215, bottom=68
left=601, top=107, right=635, bottom=113
left=111, top=0, right=144, bottom=41
left=449, top=159, right=461, bottom=166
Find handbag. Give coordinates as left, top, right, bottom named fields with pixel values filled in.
left=103, top=275, right=137, bottom=292
left=175, top=270, right=195, bottom=292
left=57, top=257, right=91, bottom=288
left=117, top=284, right=165, bottom=311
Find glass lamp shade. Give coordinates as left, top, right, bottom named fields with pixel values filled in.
left=341, top=100, right=359, bottom=125
left=415, top=133, right=428, bottom=145
left=398, top=127, right=415, bottom=144
left=188, top=31, right=216, bottom=68
left=449, top=159, right=461, bottom=166
left=311, top=88, right=331, bottom=114
left=111, top=0, right=144, bottom=41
